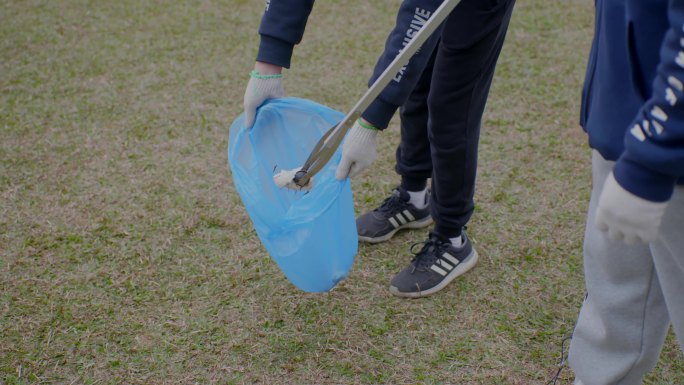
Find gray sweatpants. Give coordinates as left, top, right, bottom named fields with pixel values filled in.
left=568, top=151, right=684, bottom=385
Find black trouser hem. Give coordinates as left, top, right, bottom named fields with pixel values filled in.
left=400, top=176, right=428, bottom=192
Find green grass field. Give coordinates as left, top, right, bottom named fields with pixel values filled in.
left=2, top=0, right=682, bottom=383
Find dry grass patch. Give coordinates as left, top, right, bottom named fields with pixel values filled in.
left=2, top=0, right=682, bottom=384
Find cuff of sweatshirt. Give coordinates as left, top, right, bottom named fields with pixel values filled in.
left=613, top=156, right=677, bottom=202
left=256, top=35, right=295, bottom=69
left=361, top=97, right=399, bottom=130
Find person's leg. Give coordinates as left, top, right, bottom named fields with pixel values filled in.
left=650, top=185, right=684, bottom=354
left=355, top=49, right=438, bottom=244
left=395, top=46, right=438, bottom=192
left=568, top=151, right=671, bottom=385
left=388, top=0, right=516, bottom=298
left=427, top=0, right=516, bottom=239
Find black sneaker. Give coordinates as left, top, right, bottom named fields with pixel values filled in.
left=356, top=187, right=433, bottom=243
left=389, top=231, right=478, bottom=298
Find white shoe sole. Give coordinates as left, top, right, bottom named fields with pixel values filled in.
left=358, top=216, right=434, bottom=244
left=389, top=248, right=479, bottom=298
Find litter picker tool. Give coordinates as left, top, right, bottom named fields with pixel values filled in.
left=291, top=0, right=462, bottom=188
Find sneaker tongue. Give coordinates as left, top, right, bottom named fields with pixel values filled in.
left=413, top=237, right=441, bottom=269
left=429, top=232, right=449, bottom=244
left=394, top=187, right=410, bottom=202
left=415, top=250, right=437, bottom=270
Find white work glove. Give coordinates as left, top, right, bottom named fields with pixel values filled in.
left=335, top=119, right=378, bottom=180
left=595, top=171, right=669, bottom=245
left=243, top=70, right=284, bottom=128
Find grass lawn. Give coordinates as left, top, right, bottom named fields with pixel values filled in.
left=1, top=0, right=682, bottom=383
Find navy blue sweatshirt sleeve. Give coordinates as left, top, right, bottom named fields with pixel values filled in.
left=256, top=0, right=315, bottom=69
left=615, top=0, right=684, bottom=202
left=362, top=0, right=445, bottom=129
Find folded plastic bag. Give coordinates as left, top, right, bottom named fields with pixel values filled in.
left=228, top=98, right=358, bottom=292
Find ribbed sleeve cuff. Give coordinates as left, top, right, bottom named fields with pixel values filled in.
left=361, top=97, right=399, bottom=130
left=256, top=35, right=295, bottom=69
left=613, top=157, right=677, bottom=202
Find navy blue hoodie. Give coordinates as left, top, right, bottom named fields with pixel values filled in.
left=582, top=0, right=684, bottom=201
left=256, top=0, right=444, bottom=129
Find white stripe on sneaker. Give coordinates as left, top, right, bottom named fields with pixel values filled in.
left=388, top=217, right=400, bottom=228
left=442, top=253, right=460, bottom=266
left=396, top=213, right=407, bottom=225
left=402, top=210, right=415, bottom=222
left=438, top=260, right=453, bottom=270
left=430, top=265, right=448, bottom=276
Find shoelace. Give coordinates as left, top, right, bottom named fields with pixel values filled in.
left=376, top=190, right=409, bottom=215
left=409, top=234, right=449, bottom=272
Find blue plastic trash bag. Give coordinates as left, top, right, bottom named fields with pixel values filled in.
left=228, top=97, right=358, bottom=292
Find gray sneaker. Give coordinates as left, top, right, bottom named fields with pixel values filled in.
left=356, top=187, right=432, bottom=243
left=389, top=231, right=478, bottom=298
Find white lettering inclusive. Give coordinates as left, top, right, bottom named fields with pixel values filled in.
left=393, top=8, right=432, bottom=83
left=666, top=88, right=678, bottom=106
left=651, top=105, right=668, bottom=122
left=668, top=76, right=684, bottom=91
left=676, top=51, right=684, bottom=68
left=650, top=38, right=684, bottom=140
left=653, top=120, right=665, bottom=135
left=642, top=120, right=652, bottom=136
left=630, top=124, right=646, bottom=142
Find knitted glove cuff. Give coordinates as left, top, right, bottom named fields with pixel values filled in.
left=355, top=118, right=380, bottom=131
left=245, top=72, right=285, bottom=101
left=346, top=120, right=378, bottom=145
left=250, top=70, right=283, bottom=80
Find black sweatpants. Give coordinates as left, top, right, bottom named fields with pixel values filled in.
left=395, top=0, right=515, bottom=238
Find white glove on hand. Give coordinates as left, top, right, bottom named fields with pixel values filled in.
left=335, top=120, right=378, bottom=180
left=243, top=70, right=284, bottom=128
left=595, top=171, right=669, bottom=245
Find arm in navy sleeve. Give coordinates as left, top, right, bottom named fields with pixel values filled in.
left=362, top=0, right=445, bottom=129
left=256, top=0, right=315, bottom=69
left=615, top=0, right=684, bottom=202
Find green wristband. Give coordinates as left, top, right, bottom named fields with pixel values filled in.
left=250, top=70, right=283, bottom=79
left=356, top=118, right=380, bottom=131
